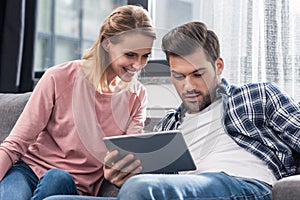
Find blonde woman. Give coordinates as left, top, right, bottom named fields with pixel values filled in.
left=0, top=5, right=156, bottom=199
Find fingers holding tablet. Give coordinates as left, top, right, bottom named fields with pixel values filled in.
left=103, top=150, right=142, bottom=187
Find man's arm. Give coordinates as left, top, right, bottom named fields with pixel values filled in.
left=265, top=82, right=300, bottom=152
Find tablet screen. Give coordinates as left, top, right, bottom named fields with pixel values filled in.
left=103, top=130, right=196, bottom=173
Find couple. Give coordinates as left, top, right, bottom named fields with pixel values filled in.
left=1, top=5, right=300, bottom=200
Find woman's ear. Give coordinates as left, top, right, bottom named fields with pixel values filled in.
left=101, top=38, right=110, bottom=52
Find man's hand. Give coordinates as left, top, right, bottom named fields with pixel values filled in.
left=103, top=150, right=142, bottom=188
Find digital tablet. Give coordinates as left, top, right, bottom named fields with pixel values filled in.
left=103, top=130, right=196, bottom=173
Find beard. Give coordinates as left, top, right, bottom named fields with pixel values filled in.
left=183, top=92, right=212, bottom=114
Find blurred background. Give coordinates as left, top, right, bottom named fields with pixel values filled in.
left=1, top=0, right=300, bottom=118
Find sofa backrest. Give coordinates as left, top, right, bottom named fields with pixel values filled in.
left=0, top=92, right=32, bottom=141
left=0, top=92, right=299, bottom=175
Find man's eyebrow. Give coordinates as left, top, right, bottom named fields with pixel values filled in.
left=171, top=70, right=182, bottom=74
left=171, top=67, right=206, bottom=75
left=188, top=68, right=206, bottom=75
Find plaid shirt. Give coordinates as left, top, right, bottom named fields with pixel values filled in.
left=154, top=79, right=300, bottom=180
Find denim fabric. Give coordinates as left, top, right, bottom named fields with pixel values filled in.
left=39, top=172, right=272, bottom=200
left=44, top=196, right=116, bottom=200
left=0, top=161, right=79, bottom=200
left=117, top=172, right=272, bottom=200
left=0, top=161, right=38, bottom=199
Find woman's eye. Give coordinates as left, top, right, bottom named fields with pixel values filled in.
left=125, top=53, right=135, bottom=57
left=143, top=54, right=151, bottom=58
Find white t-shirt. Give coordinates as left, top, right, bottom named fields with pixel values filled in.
left=179, top=99, right=277, bottom=185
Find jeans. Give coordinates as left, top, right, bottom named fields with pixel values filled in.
left=43, top=172, right=272, bottom=200
left=117, top=172, right=272, bottom=200
left=0, top=161, right=79, bottom=200
left=44, top=196, right=116, bottom=200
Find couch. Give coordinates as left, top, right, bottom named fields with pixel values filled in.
left=0, top=92, right=300, bottom=199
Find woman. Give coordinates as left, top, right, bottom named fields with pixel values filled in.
left=0, top=5, right=156, bottom=199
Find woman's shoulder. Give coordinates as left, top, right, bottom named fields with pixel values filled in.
left=45, top=60, right=81, bottom=77
left=36, top=60, right=82, bottom=95
left=42, top=60, right=81, bottom=85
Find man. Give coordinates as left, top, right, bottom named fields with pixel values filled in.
left=112, top=21, right=300, bottom=200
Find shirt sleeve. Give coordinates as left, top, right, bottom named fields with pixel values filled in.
left=153, top=108, right=181, bottom=132
left=0, top=68, right=56, bottom=180
left=265, top=83, right=300, bottom=153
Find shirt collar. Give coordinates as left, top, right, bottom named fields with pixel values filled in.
left=216, top=78, right=232, bottom=97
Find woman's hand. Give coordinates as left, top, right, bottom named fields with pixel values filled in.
left=103, top=150, right=142, bottom=188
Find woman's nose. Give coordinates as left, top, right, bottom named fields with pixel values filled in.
left=132, top=57, right=147, bottom=70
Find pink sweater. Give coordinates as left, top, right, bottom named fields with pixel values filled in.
left=0, top=60, right=147, bottom=196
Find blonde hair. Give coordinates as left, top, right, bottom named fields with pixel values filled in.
left=81, top=5, right=156, bottom=92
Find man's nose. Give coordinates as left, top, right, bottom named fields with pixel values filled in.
left=184, top=76, right=196, bottom=91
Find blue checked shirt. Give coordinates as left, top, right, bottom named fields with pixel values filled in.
left=154, top=79, right=300, bottom=180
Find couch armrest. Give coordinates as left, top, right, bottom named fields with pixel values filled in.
left=272, top=175, right=300, bottom=200
left=0, top=92, right=31, bottom=142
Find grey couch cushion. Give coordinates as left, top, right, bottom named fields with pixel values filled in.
left=0, top=92, right=31, bottom=141
left=272, top=175, right=300, bottom=200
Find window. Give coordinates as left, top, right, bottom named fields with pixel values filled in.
left=34, top=0, right=300, bottom=104
left=34, top=0, right=127, bottom=73
left=150, top=0, right=300, bottom=101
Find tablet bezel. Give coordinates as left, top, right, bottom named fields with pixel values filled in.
left=103, top=130, right=196, bottom=173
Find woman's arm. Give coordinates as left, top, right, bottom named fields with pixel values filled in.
left=0, top=68, right=56, bottom=180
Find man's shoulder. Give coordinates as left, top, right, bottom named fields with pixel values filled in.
left=154, top=107, right=182, bottom=131
left=225, top=81, right=294, bottom=109
left=158, top=108, right=180, bottom=123
left=229, top=81, right=279, bottom=96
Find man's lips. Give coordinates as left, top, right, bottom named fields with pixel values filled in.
left=183, top=94, right=200, bottom=102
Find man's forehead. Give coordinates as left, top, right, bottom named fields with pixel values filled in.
left=171, top=66, right=206, bottom=75
left=170, top=49, right=208, bottom=64
left=170, top=53, right=208, bottom=67
left=169, top=54, right=212, bottom=76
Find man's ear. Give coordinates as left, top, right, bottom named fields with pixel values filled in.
left=215, top=57, right=224, bottom=75
left=101, top=38, right=110, bottom=52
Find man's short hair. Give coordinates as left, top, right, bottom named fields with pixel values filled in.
left=162, top=21, right=220, bottom=65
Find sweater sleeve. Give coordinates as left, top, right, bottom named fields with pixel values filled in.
left=126, top=84, right=148, bottom=134
left=0, top=68, right=56, bottom=180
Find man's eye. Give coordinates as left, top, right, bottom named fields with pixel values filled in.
left=173, top=74, right=185, bottom=80
left=193, top=73, right=203, bottom=78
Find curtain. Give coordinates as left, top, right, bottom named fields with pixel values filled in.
left=0, top=0, right=37, bottom=93
left=205, top=0, right=300, bottom=100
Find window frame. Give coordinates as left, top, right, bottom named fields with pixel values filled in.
left=35, top=0, right=149, bottom=78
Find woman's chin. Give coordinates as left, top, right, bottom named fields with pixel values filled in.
left=120, top=73, right=136, bottom=82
